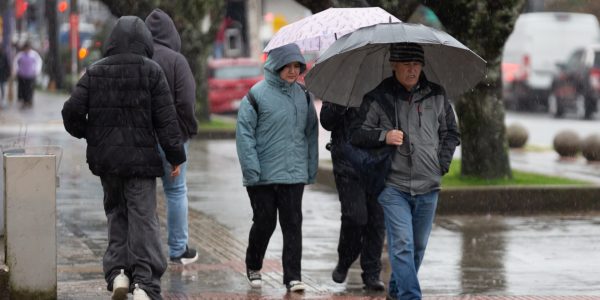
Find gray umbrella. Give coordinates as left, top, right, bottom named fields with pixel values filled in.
left=305, top=22, right=486, bottom=107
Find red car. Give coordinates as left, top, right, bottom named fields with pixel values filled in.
left=208, top=58, right=263, bottom=114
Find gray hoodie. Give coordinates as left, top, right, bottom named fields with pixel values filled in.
left=145, top=8, right=198, bottom=141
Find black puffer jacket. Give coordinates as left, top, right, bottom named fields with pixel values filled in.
left=62, top=16, right=186, bottom=177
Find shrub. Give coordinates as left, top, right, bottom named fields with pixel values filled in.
left=582, top=134, right=600, bottom=162
left=506, top=123, right=528, bottom=148
left=553, top=130, right=580, bottom=158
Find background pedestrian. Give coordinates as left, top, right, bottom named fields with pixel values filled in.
left=0, top=46, right=10, bottom=108
left=320, top=101, right=385, bottom=291
left=145, top=8, right=199, bottom=266
left=12, top=41, right=42, bottom=109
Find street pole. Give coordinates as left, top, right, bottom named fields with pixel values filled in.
left=69, top=0, right=78, bottom=79
left=46, top=0, right=61, bottom=90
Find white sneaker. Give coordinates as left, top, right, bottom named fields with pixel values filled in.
left=111, top=269, right=129, bottom=300
left=133, top=283, right=151, bottom=300
left=286, top=280, right=306, bottom=292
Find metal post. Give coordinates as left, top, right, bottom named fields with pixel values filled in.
left=69, top=0, right=78, bottom=78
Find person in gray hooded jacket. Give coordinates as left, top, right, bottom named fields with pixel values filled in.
left=350, top=43, right=460, bottom=299
left=236, top=43, right=319, bottom=293
left=145, top=8, right=199, bottom=266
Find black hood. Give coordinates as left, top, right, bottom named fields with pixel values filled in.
left=145, top=8, right=181, bottom=52
left=104, top=16, right=154, bottom=58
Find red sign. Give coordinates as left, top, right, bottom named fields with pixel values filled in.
left=69, top=14, right=79, bottom=49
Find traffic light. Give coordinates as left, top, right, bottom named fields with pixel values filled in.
left=58, top=1, right=68, bottom=13
left=15, top=0, right=28, bottom=19
left=78, top=47, right=88, bottom=60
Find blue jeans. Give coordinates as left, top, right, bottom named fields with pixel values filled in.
left=378, top=187, right=438, bottom=300
left=159, top=141, right=190, bottom=258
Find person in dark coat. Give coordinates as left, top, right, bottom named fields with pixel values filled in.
left=145, top=8, right=199, bottom=266
left=62, top=16, right=186, bottom=300
left=0, top=46, right=11, bottom=108
left=320, top=102, right=385, bottom=291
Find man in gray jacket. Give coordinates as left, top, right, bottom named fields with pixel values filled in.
left=145, top=8, right=199, bottom=265
left=350, top=43, right=460, bottom=299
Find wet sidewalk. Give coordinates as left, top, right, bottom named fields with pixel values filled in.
left=1, top=91, right=600, bottom=299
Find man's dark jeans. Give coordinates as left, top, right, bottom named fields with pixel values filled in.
left=245, top=183, right=304, bottom=285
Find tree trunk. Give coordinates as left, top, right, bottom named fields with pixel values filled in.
left=425, top=1, right=525, bottom=179
left=456, top=85, right=512, bottom=179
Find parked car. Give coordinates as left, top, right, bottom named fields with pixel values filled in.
left=548, top=45, right=600, bottom=119
left=502, top=12, right=600, bottom=111
left=207, top=58, right=263, bottom=114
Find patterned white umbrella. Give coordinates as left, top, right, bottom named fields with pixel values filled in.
left=263, top=7, right=400, bottom=53
left=305, top=22, right=487, bottom=107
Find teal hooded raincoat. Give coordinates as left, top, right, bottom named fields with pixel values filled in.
left=236, top=44, right=319, bottom=186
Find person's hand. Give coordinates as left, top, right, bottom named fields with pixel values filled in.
left=171, top=164, right=181, bottom=177
left=386, top=129, right=404, bottom=146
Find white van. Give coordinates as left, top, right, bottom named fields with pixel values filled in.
left=502, top=12, right=600, bottom=110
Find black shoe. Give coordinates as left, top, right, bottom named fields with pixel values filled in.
left=363, top=276, right=385, bottom=291
left=286, top=280, right=306, bottom=292
left=169, top=245, right=198, bottom=265
left=331, top=264, right=349, bottom=283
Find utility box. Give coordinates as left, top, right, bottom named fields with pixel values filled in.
left=4, top=154, right=57, bottom=300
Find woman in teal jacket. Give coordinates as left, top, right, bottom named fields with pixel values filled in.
left=236, top=43, right=318, bottom=293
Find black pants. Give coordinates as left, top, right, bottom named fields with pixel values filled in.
left=17, top=76, right=35, bottom=105
left=334, top=171, right=385, bottom=279
left=245, top=183, right=304, bottom=285
left=101, top=176, right=166, bottom=300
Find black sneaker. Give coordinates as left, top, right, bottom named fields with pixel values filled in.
left=363, top=275, right=385, bottom=291
left=170, top=245, right=198, bottom=265
left=246, top=269, right=262, bottom=288
left=332, top=264, right=349, bottom=283
left=286, top=280, right=306, bottom=292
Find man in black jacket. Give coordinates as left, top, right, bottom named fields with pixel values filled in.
left=62, top=16, right=186, bottom=300
left=320, top=102, right=385, bottom=291
left=350, top=43, right=460, bottom=299
left=145, top=8, right=199, bottom=266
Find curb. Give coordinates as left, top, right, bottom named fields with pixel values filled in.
left=316, top=165, right=600, bottom=215
left=196, top=129, right=236, bottom=140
